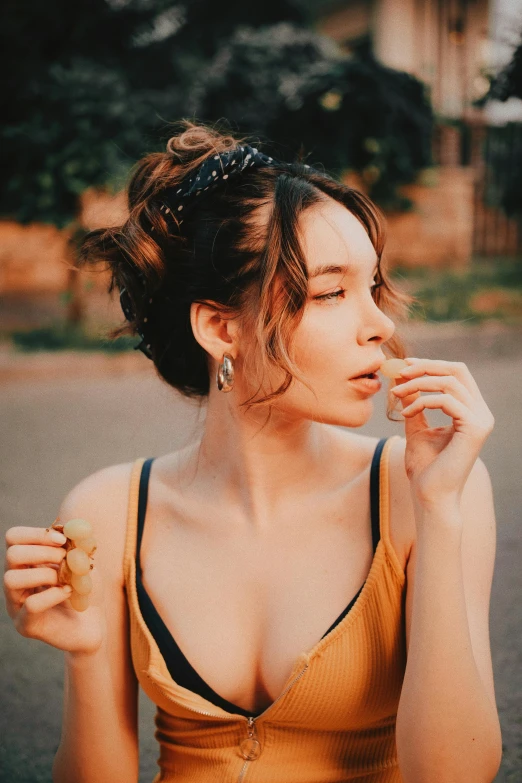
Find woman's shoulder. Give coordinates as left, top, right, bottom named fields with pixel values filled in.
left=330, top=428, right=401, bottom=475
left=334, top=430, right=416, bottom=568
left=57, top=459, right=139, bottom=587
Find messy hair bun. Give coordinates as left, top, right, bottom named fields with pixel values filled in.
left=79, top=119, right=411, bottom=415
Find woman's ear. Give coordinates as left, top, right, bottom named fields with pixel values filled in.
left=190, top=300, right=240, bottom=361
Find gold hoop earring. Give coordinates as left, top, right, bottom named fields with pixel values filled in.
left=216, top=352, right=235, bottom=392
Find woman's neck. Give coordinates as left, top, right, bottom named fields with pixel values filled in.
left=180, top=396, right=342, bottom=533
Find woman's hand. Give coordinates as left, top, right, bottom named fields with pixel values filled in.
left=390, top=357, right=494, bottom=514
left=3, top=524, right=106, bottom=655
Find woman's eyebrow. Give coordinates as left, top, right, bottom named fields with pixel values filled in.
left=309, top=260, right=379, bottom=279
left=309, top=263, right=351, bottom=279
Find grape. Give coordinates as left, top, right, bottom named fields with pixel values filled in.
left=70, top=573, right=92, bottom=595
left=52, top=517, right=96, bottom=610
left=63, top=518, right=93, bottom=541
left=74, top=536, right=97, bottom=556
left=69, top=592, right=90, bottom=612
left=66, top=548, right=91, bottom=575
left=380, top=358, right=408, bottom=379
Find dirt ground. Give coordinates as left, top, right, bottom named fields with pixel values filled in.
left=1, top=322, right=520, bottom=782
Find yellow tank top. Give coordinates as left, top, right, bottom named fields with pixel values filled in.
left=123, top=435, right=406, bottom=782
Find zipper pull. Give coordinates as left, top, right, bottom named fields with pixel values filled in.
left=239, top=716, right=262, bottom=760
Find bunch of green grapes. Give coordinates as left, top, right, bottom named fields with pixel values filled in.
left=46, top=518, right=96, bottom=612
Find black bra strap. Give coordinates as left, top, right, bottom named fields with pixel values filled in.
left=137, top=440, right=388, bottom=569
left=136, top=457, right=155, bottom=575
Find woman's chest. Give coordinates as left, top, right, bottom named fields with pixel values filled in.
left=139, top=466, right=410, bottom=714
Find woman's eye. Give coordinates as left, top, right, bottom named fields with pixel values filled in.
left=314, top=288, right=345, bottom=303
left=314, top=278, right=382, bottom=303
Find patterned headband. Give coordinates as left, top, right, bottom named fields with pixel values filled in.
left=158, top=143, right=281, bottom=227
left=120, top=145, right=309, bottom=359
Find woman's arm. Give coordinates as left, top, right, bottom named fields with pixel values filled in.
left=396, top=459, right=502, bottom=783
left=391, top=358, right=502, bottom=783
left=52, top=465, right=139, bottom=783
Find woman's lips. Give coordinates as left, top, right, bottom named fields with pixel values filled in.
left=348, top=373, right=382, bottom=393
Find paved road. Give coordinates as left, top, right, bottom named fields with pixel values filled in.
left=1, top=323, right=521, bottom=782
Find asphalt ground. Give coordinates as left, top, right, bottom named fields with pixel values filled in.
left=1, top=322, right=521, bottom=782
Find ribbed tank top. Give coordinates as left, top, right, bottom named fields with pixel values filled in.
left=123, top=434, right=407, bottom=783
left=134, top=438, right=384, bottom=719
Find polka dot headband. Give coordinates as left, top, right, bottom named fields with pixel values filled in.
left=120, top=145, right=309, bottom=359
left=158, top=144, right=279, bottom=227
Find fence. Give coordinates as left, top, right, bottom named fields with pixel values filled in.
left=434, top=121, right=522, bottom=258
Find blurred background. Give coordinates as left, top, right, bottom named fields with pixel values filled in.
left=1, top=1, right=521, bottom=781
left=1, top=0, right=522, bottom=341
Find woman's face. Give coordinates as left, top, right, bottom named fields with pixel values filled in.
left=248, top=197, right=396, bottom=429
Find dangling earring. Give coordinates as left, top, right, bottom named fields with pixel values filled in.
left=216, top=352, right=235, bottom=392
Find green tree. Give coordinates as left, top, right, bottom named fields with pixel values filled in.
left=0, top=0, right=172, bottom=321
left=192, top=24, right=434, bottom=208
left=476, top=29, right=522, bottom=219
left=1, top=0, right=434, bottom=325
left=0, top=0, right=318, bottom=321
left=484, top=29, right=522, bottom=102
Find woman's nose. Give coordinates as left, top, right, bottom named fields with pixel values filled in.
left=359, top=306, right=396, bottom=345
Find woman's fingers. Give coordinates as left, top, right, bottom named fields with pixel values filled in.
left=399, top=358, right=482, bottom=397
left=4, top=523, right=104, bottom=653
left=400, top=392, right=468, bottom=422
left=4, top=527, right=69, bottom=618
left=4, top=566, right=60, bottom=591
left=5, top=525, right=67, bottom=547
left=4, top=526, right=67, bottom=573
left=391, top=373, right=475, bottom=408
left=4, top=563, right=64, bottom=616
left=393, top=358, right=494, bottom=437
left=5, top=543, right=67, bottom=569
left=400, top=392, right=494, bottom=438
left=13, top=585, right=74, bottom=636
left=21, top=585, right=73, bottom=617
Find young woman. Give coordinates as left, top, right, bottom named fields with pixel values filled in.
left=4, top=121, right=502, bottom=783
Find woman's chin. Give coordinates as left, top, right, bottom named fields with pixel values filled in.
left=311, top=399, right=374, bottom=428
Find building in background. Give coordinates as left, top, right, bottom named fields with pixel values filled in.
left=317, top=0, right=522, bottom=258
left=318, top=0, right=490, bottom=122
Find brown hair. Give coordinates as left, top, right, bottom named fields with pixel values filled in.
left=79, top=119, right=412, bottom=418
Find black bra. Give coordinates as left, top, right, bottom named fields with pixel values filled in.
left=135, top=437, right=388, bottom=718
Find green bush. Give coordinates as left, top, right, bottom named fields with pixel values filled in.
left=408, top=273, right=483, bottom=322
left=193, top=23, right=434, bottom=209
left=10, top=324, right=138, bottom=353
left=391, top=258, right=522, bottom=323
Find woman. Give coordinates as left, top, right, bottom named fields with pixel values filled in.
left=4, top=121, right=502, bottom=783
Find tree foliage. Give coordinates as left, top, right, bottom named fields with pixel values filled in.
left=483, top=29, right=522, bottom=102
left=0, top=0, right=187, bottom=226
left=1, top=0, right=434, bottom=228
left=476, top=29, right=522, bottom=218
left=191, top=24, right=434, bottom=207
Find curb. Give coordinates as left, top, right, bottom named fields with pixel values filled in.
left=1, top=321, right=521, bottom=385
left=0, top=349, right=150, bottom=385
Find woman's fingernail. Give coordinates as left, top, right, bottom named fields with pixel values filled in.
left=63, top=585, right=73, bottom=593
left=50, top=531, right=67, bottom=544
left=390, top=387, right=399, bottom=394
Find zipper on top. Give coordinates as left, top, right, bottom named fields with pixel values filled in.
left=239, top=716, right=261, bottom=762
left=236, top=661, right=310, bottom=782
left=146, top=659, right=310, bottom=781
